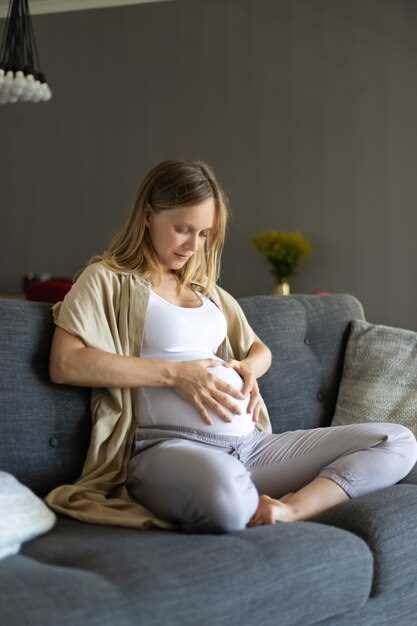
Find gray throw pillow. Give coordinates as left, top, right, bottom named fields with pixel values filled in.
left=331, top=319, right=417, bottom=437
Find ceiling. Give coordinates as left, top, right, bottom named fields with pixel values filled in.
left=0, top=0, right=174, bottom=18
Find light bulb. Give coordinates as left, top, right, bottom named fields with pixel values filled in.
left=10, top=79, right=21, bottom=97
left=12, top=71, right=26, bottom=96
left=39, top=83, right=49, bottom=101
left=30, top=84, right=42, bottom=102
left=20, top=86, right=32, bottom=102
left=3, top=71, right=14, bottom=93
left=22, top=74, right=35, bottom=97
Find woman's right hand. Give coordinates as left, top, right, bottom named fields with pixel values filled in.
left=172, top=358, right=246, bottom=425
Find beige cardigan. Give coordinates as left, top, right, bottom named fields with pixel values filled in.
left=45, top=261, right=272, bottom=531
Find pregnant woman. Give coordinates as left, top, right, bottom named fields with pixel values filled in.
left=49, top=159, right=417, bottom=533
left=121, top=159, right=417, bottom=533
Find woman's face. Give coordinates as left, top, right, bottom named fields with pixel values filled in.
left=145, top=196, right=215, bottom=275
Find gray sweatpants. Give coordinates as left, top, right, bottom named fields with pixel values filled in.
left=126, top=422, right=417, bottom=534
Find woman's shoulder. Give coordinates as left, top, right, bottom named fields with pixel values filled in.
left=82, top=259, right=146, bottom=278
left=74, top=260, right=112, bottom=282
left=74, top=261, right=132, bottom=293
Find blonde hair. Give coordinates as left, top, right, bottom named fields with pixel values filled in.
left=76, top=159, right=231, bottom=296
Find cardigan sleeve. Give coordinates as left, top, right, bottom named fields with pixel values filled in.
left=51, top=262, right=120, bottom=354
left=215, top=285, right=258, bottom=359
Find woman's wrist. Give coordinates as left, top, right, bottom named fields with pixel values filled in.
left=162, top=360, right=180, bottom=387
left=241, top=343, right=272, bottom=379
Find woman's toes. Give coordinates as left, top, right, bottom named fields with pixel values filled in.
left=261, top=495, right=297, bottom=523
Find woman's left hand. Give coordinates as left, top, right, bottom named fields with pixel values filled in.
left=222, top=358, right=261, bottom=423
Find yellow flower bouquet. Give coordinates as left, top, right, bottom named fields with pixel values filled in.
left=251, top=231, right=312, bottom=282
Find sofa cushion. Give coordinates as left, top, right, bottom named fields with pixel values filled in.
left=398, top=461, right=417, bottom=487
left=310, top=483, right=417, bottom=596
left=7, top=516, right=373, bottom=626
left=0, top=552, right=135, bottom=626
left=331, top=320, right=417, bottom=436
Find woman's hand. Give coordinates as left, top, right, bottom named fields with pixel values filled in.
left=172, top=358, right=246, bottom=425
left=223, top=358, right=261, bottom=423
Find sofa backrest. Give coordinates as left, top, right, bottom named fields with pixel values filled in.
left=0, top=293, right=365, bottom=497
left=239, top=293, right=365, bottom=433
left=0, top=297, right=91, bottom=498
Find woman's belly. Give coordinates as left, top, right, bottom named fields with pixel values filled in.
left=135, top=353, right=255, bottom=436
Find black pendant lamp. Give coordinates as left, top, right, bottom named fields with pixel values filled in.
left=0, top=0, right=52, bottom=104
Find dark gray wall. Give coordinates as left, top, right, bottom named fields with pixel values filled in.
left=1, top=0, right=417, bottom=329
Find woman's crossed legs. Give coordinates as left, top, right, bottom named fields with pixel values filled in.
left=126, top=422, right=417, bottom=533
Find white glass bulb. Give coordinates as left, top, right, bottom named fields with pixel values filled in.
left=20, top=89, right=32, bottom=102
left=3, top=71, right=14, bottom=93
left=22, top=74, right=35, bottom=97
left=39, top=83, right=49, bottom=101
left=31, top=80, right=42, bottom=101
left=31, top=87, right=42, bottom=102
left=30, top=80, right=39, bottom=102
left=9, top=83, right=19, bottom=96
left=10, top=76, right=24, bottom=97
left=13, top=71, right=26, bottom=96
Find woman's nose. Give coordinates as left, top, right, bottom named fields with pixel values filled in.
left=186, top=234, right=199, bottom=253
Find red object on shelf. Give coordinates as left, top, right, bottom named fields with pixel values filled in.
left=25, top=277, right=74, bottom=304
left=312, top=290, right=332, bottom=295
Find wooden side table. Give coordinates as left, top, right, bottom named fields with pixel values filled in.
left=0, top=293, right=26, bottom=300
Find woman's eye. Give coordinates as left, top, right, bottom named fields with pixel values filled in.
left=175, top=227, right=208, bottom=238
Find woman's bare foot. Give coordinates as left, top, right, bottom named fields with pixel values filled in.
left=247, top=494, right=297, bottom=527
left=280, top=492, right=296, bottom=505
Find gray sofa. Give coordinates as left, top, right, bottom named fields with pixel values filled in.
left=1, top=292, right=417, bottom=626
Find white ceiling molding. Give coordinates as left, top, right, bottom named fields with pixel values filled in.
left=0, top=0, right=174, bottom=18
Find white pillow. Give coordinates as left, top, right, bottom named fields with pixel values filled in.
left=331, top=319, right=417, bottom=437
left=0, top=472, right=56, bottom=559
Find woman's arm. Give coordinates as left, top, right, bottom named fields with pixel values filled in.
left=241, top=341, right=272, bottom=379
left=50, top=326, right=176, bottom=388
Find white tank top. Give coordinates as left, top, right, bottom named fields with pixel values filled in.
left=134, top=287, right=255, bottom=436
